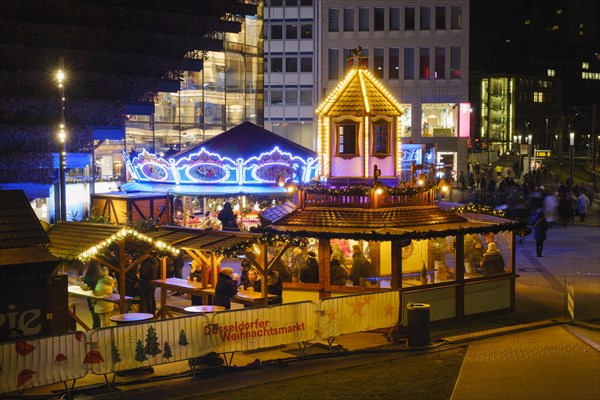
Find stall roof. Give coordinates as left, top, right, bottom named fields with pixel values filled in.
left=145, top=226, right=260, bottom=253
left=46, top=222, right=124, bottom=260
left=0, top=190, right=50, bottom=250
left=120, top=182, right=289, bottom=196
left=46, top=222, right=260, bottom=260
left=260, top=203, right=520, bottom=240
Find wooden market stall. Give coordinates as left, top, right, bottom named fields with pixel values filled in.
left=0, top=190, right=65, bottom=341
left=46, top=222, right=179, bottom=315
left=143, top=226, right=280, bottom=315
left=259, top=187, right=524, bottom=324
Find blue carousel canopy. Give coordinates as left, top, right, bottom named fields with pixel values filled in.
left=120, top=181, right=289, bottom=196
left=125, top=122, right=319, bottom=187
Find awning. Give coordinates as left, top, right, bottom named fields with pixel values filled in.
left=120, top=181, right=289, bottom=196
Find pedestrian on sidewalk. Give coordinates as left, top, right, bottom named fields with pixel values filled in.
left=532, top=209, right=548, bottom=257
left=576, top=191, right=590, bottom=222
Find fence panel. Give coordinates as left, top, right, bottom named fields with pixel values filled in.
left=89, top=314, right=211, bottom=374
left=318, top=291, right=400, bottom=340
left=207, top=302, right=318, bottom=353
left=0, top=331, right=88, bottom=394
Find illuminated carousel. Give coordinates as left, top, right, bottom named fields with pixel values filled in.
left=91, top=121, right=319, bottom=229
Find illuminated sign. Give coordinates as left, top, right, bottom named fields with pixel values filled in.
left=458, top=103, right=471, bottom=138
left=125, top=147, right=318, bottom=186
left=535, top=150, right=552, bottom=158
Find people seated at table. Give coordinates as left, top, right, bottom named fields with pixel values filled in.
left=218, top=202, right=239, bottom=231
left=214, top=268, right=240, bottom=309
left=82, top=260, right=103, bottom=329
left=241, top=268, right=262, bottom=292
left=93, top=267, right=116, bottom=327
left=301, top=251, right=320, bottom=283
left=330, top=259, right=348, bottom=286
left=479, top=242, right=505, bottom=275
left=267, top=270, right=283, bottom=304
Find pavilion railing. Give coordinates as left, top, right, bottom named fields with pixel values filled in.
left=300, top=189, right=434, bottom=209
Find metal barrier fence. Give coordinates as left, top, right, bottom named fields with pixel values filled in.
left=0, top=291, right=400, bottom=395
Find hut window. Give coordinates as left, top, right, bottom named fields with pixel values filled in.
left=336, top=123, right=358, bottom=155
left=372, top=123, right=391, bottom=155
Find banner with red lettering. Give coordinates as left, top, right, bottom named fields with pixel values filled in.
left=206, top=302, right=318, bottom=354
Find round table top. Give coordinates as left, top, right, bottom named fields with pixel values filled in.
left=110, top=313, right=154, bottom=323
left=184, top=305, right=225, bottom=313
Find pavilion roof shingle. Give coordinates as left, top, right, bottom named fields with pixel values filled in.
left=0, top=190, right=50, bottom=250
left=262, top=205, right=466, bottom=230
left=317, top=68, right=403, bottom=117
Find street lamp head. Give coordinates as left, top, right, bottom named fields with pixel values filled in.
left=56, top=70, right=65, bottom=84
left=569, top=132, right=575, bottom=146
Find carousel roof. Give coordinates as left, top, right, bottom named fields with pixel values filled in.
left=315, top=66, right=403, bottom=117
left=120, top=181, right=289, bottom=196
left=172, top=121, right=317, bottom=160
left=260, top=202, right=520, bottom=241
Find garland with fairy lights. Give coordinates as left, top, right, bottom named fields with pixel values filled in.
left=260, top=221, right=525, bottom=243
left=298, top=182, right=434, bottom=196
left=448, top=203, right=506, bottom=217
left=213, top=233, right=308, bottom=257
left=77, top=227, right=179, bottom=262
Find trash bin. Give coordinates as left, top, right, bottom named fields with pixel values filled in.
left=407, top=302, right=430, bottom=347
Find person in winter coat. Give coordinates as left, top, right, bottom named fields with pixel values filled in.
left=330, top=259, right=348, bottom=286
left=267, top=270, right=283, bottom=304
left=532, top=209, right=549, bottom=257
left=480, top=242, right=505, bottom=275
left=240, top=268, right=262, bottom=292
left=93, top=268, right=116, bottom=327
left=350, top=245, right=374, bottom=286
left=218, top=202, right=239, bottom=231
left=213, top=268, right=239, bottom=309
left=301, top=251, right=320, bottom=283
left=576, top=191, right=590, bottom=222
left=139, top=256, right=160, bottom=315
left=82, top=261, right=103, bottom=329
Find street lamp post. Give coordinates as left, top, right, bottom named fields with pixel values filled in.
left=569, top=132, right=575, bottom=193
left=57, top=65, right=67, bottom=221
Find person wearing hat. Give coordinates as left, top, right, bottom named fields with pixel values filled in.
left=480, top=242, right=505, bottom=275
left=214, top=267, right=239, bottom=309
left=301, top=250, right=319, bottom=283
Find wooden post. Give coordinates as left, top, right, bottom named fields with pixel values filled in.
left=318, top=238, right=332, bottom=299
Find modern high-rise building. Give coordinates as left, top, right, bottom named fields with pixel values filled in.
left=264, top=0, right=470, bottom=178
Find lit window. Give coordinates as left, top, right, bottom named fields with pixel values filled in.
left=547, top=69, right=555, bottom=77
left=372, top=123, right=390, bottom=155
left=582, top=62, right=589, bottom=70
left=524, top=19, right=530, bottom=25
left=557, top=9, right=562, bottom=15
left=337, top=123, right=358, bottom=155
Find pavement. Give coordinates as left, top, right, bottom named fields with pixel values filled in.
left=14, top=201, right=600, bottom=400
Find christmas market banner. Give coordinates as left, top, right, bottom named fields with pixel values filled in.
left=206, top=301, right=318, bottom=354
